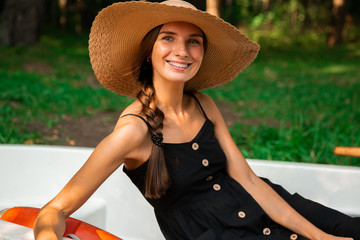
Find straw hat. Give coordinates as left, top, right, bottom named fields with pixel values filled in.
left=89, top=0, right=260, bottom=97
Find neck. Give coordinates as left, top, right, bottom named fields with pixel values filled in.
left=153, top=79, right=186, bottom=117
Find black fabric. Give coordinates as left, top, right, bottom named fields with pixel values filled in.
left=122, top=95, right=360, bottom=240
left=120, top=113, right=151, bottom=129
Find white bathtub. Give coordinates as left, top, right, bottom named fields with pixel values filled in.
left=1, top=144, right=360, bottom=239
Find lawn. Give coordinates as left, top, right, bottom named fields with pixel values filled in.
left=1, top=33, right=359, bottom=166
left=204, top=44, right=360, bottom=166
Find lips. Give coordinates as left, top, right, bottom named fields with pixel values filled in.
left=167, top=61, right=191, bottom=69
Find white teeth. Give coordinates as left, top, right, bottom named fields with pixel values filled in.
left=168, top=61, right=189, bottom=68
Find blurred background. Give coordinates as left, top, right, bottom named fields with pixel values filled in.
left=0, top=0, right=359, bottom=166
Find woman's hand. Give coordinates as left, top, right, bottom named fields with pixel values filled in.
left=33, top=205, right=66, bottom=240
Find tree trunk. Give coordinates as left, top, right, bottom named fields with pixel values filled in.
left=58, top=0, right=67, bottom=29
left=263, top=0, right=271, bottom=11
left=300, top=0, right=311, bottom=33
left=206, top=0, right=221, bottom=17
left=0, top=0, right=46, bottom=46
left=327, top=0, right=347, bottom=47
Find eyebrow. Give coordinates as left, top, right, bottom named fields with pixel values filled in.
left=159, top=31, right=203, bottom=38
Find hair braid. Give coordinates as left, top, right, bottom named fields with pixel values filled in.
left=135, top=25, right=170, bottom=199
left=137, top=86, right=170, bottom=199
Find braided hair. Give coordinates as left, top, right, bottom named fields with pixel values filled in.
left=135, top=25, right=170, bottom=199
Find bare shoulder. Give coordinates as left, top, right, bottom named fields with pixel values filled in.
left=192, top=91, right=222, bottom=122
left=192, top=91, right=214, bottom=104
left=93, top=99, right=151, bottom=162
left=93, top=116, right=150, bottom=168
left=112, top=100, right=149, bottom=146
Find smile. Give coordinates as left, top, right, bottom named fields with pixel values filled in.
left=167, top=61, right=191, bottom=69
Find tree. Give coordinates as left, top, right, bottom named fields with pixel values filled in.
left=206, top=0, right=220, bottom=17
left=0, top=0, right=47, bottom=46
left=327, top=0, right=347, bottom=47
left=263, top=0, right=271, bottom=11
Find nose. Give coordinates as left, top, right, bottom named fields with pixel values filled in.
left=173, top=41, right=189, bottom=58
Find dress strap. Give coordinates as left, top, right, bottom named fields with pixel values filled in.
left=120, top=113, right=152, bottom=129
left=120, top=113, right=164, bottom=147
left=190, top=93, right=208, bottom=119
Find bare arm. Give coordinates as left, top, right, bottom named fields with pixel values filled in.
left=195, top=92, right=352, bottom=240
left=33, top=116, right=150, bottom=239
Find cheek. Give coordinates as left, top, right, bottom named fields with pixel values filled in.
left=198, top=52, right=204, bottom=63
left=152, top=43, right=171, bottom=59
left=193, top=49, right=204, bottom=65
left=191, top=46, right=204, bottom=59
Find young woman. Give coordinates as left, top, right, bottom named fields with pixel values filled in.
left=34, top=1, right=360, bottom=239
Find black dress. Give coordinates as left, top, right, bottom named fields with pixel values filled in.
left=122, top=95, right=360, bottom=240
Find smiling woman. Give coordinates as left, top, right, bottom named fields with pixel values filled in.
left=151, top=22, right=205, bottom=94
left=33, top=1, right=360, bottom=240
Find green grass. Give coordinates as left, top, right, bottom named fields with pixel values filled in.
left=204, top=44, right=360, bottom=166
left=1, top=33, right=359, bottom=166
left=0, top=34, right=132, bottom=144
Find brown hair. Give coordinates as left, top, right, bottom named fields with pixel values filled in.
left=135, top=25, right=170, bottom=199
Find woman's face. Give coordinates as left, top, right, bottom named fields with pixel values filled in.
left=150, top=21, right=204, bottom=85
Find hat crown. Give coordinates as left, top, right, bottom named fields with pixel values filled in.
left=161, top=0, right=197, bottom=10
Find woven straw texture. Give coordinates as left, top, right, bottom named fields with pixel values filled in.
left=89, top=1, right=260, bottom=97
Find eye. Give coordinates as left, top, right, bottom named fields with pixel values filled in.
left=189, top=39, right=202, bottom=45
left=162, top=36, right=173, bottom=41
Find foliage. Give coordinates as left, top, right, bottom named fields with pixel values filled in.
left=222, top=0, right=360, bottom=47
left=2, top=0, right=359, bottom=47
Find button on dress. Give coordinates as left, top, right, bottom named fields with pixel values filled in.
left=122, top=94, right=360, bottom=240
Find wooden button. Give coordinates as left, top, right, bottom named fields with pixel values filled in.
left=202, top=159, right=209, bottom=167
left=290, top=234, right=298, bottom=240
left=213, top=184, right=221, bottom=191
left=192, top=142, right=199, bottom=150
left=263, top=228, right=271, bottom=235
left=205, top=176, right=213, bottom=181
left=237, top=211, right=246, bottom=218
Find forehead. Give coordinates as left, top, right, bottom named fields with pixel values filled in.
left=160, top=21, right=203, bottom=35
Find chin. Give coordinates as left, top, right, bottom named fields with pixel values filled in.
left=167, top=73, right=197, bottom=83
left=168, top=77, right=192, bottom=85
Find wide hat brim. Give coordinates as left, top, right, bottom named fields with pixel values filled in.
left=89, top=0, right=260, bottom=97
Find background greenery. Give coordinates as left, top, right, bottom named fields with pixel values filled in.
left=204, top=44, right=360, bottom=166
left=1, top=0, right=359, bottom=166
